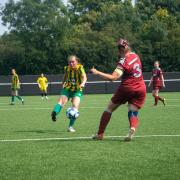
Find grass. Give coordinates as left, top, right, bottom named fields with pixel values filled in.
left=0, top=93, right=180, bottom=180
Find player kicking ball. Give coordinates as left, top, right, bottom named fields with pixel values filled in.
left=148, top=61, right=165, bottom=106
left=91, top=38, right=146, bottom=141
left=37, top=73, right=48, bottom=100
left=51, top=55, right=87, bottom=132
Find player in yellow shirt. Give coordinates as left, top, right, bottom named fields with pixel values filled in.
left=37, top=73, right=48, bottom=99
left=51, top=55, right=87, bottom=132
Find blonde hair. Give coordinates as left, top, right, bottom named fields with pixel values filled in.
left=154, top=61, right=160, bottom=65
left=12, top=69, right=16, bottom=74
left=68, top=55, right=80, bottom=63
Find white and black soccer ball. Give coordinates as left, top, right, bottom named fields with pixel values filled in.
left=66, top=107, right=80, bottom=119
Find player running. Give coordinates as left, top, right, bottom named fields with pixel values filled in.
left=148, top=61, right=165, bottom=106
left=10, top=69, right=24, bottom=105
left=37, top=73, right=48, bottom=100
left=51, top=55, right=87, bottom=132
left=91, top=38, right=146, bottom=141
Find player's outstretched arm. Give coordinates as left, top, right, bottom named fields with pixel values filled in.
left=161, top=74, right=165, bottom=87
left=90, top=67, right=122, bottom=81
left=148, top=77, right=153, bottom=87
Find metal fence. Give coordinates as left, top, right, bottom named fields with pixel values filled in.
left=0, top=72, right=180, bottom=96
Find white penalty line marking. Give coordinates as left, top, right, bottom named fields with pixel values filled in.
left=0, top=134, right=180, bottom=142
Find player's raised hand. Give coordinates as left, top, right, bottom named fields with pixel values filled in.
left=90, top=67, right=99, bottom=75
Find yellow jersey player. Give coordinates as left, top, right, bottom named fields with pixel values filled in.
left=37, top=73, right=48, bottom=99
left=10, top=69, right=24, bottom=105
left=51, top=55, right=87, bottom=132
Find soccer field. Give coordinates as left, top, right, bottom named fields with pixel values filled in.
left=0, top=93, right=180, bottom=180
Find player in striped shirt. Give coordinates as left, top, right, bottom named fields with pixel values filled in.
left=51, top=55, right=87, bottom=132
left=10, top=69, right=24, bottom=105
left=148, top=61, right=165, bottom=106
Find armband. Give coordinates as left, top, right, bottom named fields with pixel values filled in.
left=114, top=68, right=123, bottom=76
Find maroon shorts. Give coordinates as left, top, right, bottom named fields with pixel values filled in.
left=111, top=85, right=146, bottom=109
left=153, top=81, right=162, bottom=90
left=153, top=85, right=162, bottom=91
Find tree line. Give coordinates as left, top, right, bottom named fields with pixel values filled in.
left=0, top=0, right=179, bottom=75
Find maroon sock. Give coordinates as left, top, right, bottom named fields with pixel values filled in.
left=98, top=111, right=112, bottom=134
left=129, top=116, right=139, bottom=129
left=158, top=96, right=164, bottom=102
left=154, top=96, right=159, bottom=105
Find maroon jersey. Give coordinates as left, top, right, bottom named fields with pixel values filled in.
left=152, top=68, right=163, bottom=87
left=117, top=52, right=145, bottom=89
left=112, top=52, right=146, bottom=108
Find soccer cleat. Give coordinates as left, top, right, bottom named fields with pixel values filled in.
left=10, top=102, right=15, bottom=105
left=22, top=99, right=24, bottom=105
left=162, top=98, right=166, bottom=106
left=124, top=128, right=135, bottom=142
left=67, top=126, right=76, bottom=132
left=92, top=133, right=104, bottom=140
left=51, top=111, right=57, bottom=122
left=45, top=96, right=48, bottom=100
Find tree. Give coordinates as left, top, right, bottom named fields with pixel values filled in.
left=1, top=0, right=69, bottom=74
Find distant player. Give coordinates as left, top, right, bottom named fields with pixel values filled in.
left=91, top=38, right=146, bottom=141
left=148, top=61, right=165, bottom=106
left=37, top=73, right=48, bottom=100
left=51, top=55, right=87, bottom=132
left=10, top=69, right=24, bottom=105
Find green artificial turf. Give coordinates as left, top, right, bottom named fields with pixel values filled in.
left=0, top=93, right=179, bottom=180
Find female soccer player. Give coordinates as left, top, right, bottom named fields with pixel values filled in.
left=91, top=38, right=146, bottom=141
left=51, top=55, right=87, bottom=132
left=37, top=73, right=48, bottom=100
left=10, top=69, right=24, bottom=105
left=148, top=61, right=165, bottom=106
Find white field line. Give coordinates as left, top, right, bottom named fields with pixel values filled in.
left=0, top=98, right=180, bottom=107
left=0, top=134, right=180, bottom=143
left=0, top=105, right=180, bottom=111
left=0, top=98, right=180, bottom=105
left=0, top=104, right=180, bottom=111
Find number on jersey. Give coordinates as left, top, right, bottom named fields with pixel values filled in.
left=133, top=63, right=142, bottom=78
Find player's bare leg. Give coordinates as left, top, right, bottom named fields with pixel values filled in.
left=51, top=95, right=68, bottom=121
left=124, top=104, right=139, bottom=142
left=92, top=100, right=119, bottom=140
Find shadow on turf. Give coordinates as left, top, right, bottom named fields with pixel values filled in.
left=13, top=129, right=64, bottom=134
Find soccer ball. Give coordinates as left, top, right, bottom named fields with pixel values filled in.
left=66, top=107, right=80, bottom=119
